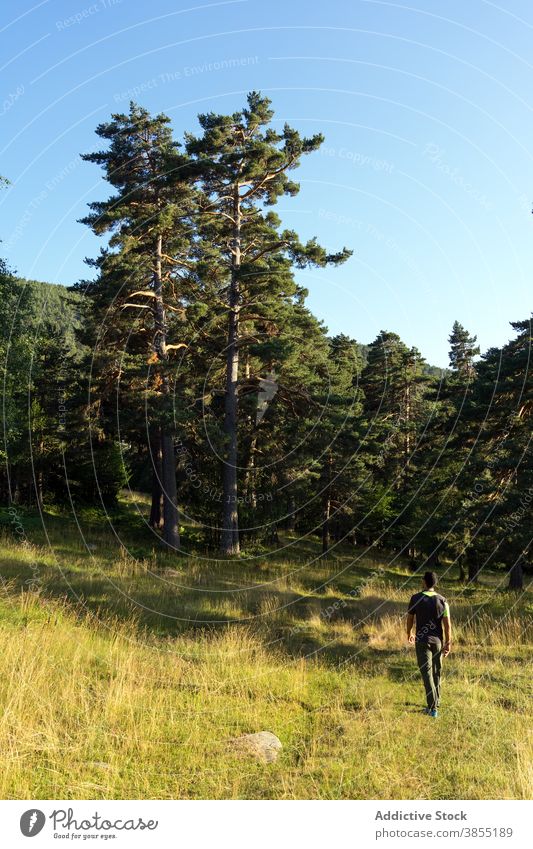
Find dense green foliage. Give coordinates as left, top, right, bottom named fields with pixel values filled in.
left=1, top=98, right=532, bottom=582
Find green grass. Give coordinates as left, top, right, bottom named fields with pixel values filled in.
left=0, top=495, right=532, bottom=799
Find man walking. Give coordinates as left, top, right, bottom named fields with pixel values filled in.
left=406, top=571, right=451, bottom=718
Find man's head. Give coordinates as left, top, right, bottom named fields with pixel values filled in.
left=423, top=571, right=438, bottom=589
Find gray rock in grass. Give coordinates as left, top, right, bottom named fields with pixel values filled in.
left=228, top=731, right=282, bottom=763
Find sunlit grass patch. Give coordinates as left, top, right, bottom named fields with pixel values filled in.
left=0, top=506, right=531, bottom=799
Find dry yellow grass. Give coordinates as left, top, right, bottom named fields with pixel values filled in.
left=0, top=512, right=531, bottom=799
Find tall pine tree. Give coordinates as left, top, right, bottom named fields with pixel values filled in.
left=80, top=104, right=197, bottom=549
left=186, top=92, right=351, bottom=554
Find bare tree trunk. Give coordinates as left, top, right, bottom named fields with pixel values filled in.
left=508, top=560, right=524, bottom=591
left=153, top=233, right=180, bottom=550
left=322, top=494, right=331, bottom=554
left=265, top=522, right=279, bottom=545
left=287, top=494, right=296, bottom=532
left=36, top=445, right=44, bottom=509
left=426, top=549, right=440, bottom=569
left=13, top=471, right=20, bottom=505
left=161, top=432, right=180, bottom=548
left=322, top=456, right=332, bottom=554
left=467, top=558, right=479, bottom=583
left=242, top=357, right=257, bottom=511
left=221, top=186, right=241, bottom=555
left=149, top=428, right=163, bottom=530
left=244, top=435, right=257, bottom=510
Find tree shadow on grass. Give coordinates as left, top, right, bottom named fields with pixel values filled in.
left=1, top=534, right=413, bottom=670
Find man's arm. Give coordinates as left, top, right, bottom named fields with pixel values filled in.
left=442, top=605, right=452, bottom=656
left=406, top=612, right=415, bottom=644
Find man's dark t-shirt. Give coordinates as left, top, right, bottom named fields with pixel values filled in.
left=407, top=590, right=449, bottom=644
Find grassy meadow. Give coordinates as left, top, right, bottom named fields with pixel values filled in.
left=0, top=494, right=532, bottom=800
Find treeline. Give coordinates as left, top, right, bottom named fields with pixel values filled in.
left=1, top=93, right=532, bottom=580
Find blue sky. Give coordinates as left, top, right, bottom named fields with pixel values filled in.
left=1, top=0, right=533, bottom=366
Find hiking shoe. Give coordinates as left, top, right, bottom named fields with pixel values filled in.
left=429, top=709, right=439, bottom=718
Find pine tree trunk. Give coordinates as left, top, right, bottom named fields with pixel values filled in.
left=426, top=549, right=440, bottom=569
left=322, top=494, right=331, bottom=553
left=467, top=559, right=479, bottom=583
left=404, top=382, right=411, bottom=463
left=161, top=432, right=180, bottom=549
left=508, top=560, right=524, bottom=591
left=266, top=523, right=279, bottom=545
left=287, top=494, right=296, bottom=532
left=149, top=428, right=163, bottom=530
left=13, top=472, right=20, bottom=505
left=244, top=435, right=257, bottom=510
left=36, top=446, right=44, bottom=509
left=221, top=186, right=241, bottom=555
left=153, top=233, right=180, bottom=550
left=322, top=456, right=332, bottom=553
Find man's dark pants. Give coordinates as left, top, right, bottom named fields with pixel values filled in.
left=415, top=639, right=443, bottom=711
